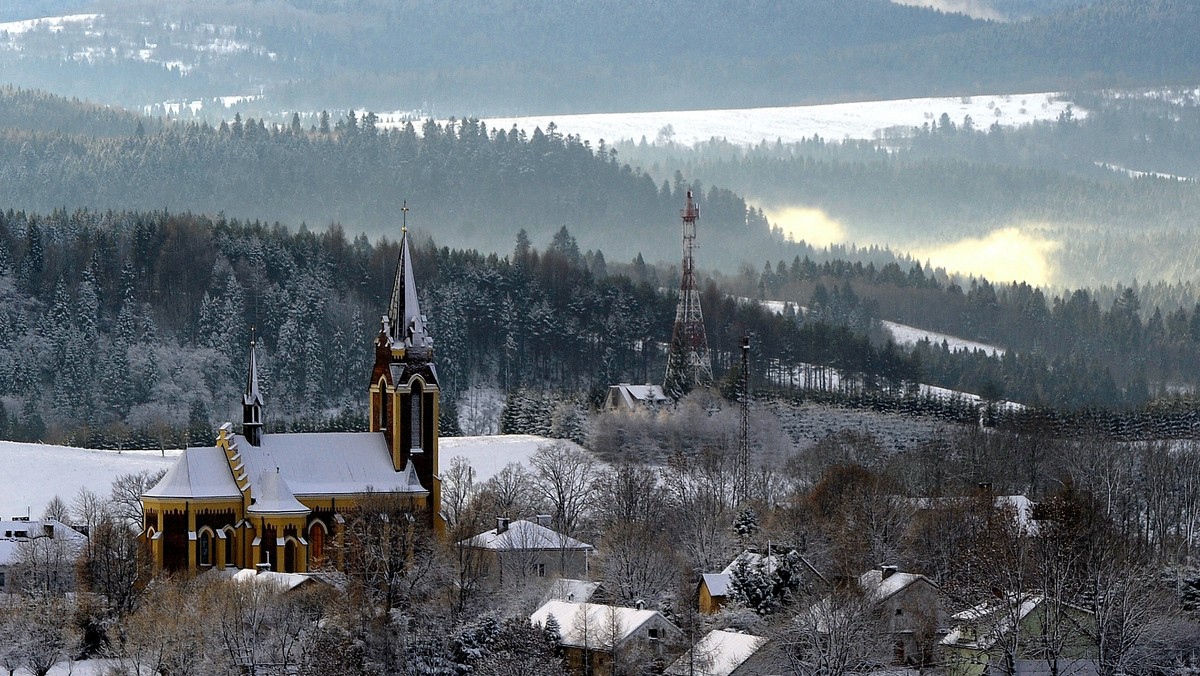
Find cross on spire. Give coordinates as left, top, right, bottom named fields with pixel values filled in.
left=401, top=200, right=409, bottom=234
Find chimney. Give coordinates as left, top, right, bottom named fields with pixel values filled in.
left=496, top=517, right=509, bottom=534
left=635, top=599, right=646, bottom=610
left=536, top=514, right=552, bottom=527
left=881, top=565, right=898, bottom=580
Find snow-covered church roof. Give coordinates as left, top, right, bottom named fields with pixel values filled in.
left=246, top=469, right=309, bottom=515
left=143, top=446, right=241, bottom=500
left=233, top=433, right=427, bottom=497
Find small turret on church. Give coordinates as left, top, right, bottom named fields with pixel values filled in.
left=243, top=337, right=264, bottom=446
left=369, top=221, right=443, bottom=529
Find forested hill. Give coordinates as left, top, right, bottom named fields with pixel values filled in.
left=1, top=0, right=1197, bottom=115
left=0, top=205, right=1194, bottom=450
left=0, top=89, right=820, bottom=271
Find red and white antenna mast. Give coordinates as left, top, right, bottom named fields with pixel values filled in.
left=664, top=190, right=713, bottom=397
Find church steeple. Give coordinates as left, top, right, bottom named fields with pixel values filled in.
left=243, top=333, right=264, bottom=447
left=386, top=202, right=433, bottom=357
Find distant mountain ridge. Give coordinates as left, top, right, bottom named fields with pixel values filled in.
left=0, top=0, right=1195, bottom=117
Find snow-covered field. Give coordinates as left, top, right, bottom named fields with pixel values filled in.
left=882, top=319, right=1006, bottom=356
left=0, top=13, right=98, bottom=35
left=379, top=92, right=1082, bottom=148
left=0, top=434, right=568, bottom=516
left=0, top=441, right=179, bottom=517
left=441, top=434, right=576, bottom=483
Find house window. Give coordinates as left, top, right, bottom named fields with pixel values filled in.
left=0, top=571, right=6, bottom=587
left=895, top=608, right=903, bottom=616
left=531, top=563, right=545, bottom=577
left=648, top=627, right=660, bottom=640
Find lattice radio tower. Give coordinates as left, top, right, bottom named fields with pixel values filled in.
left=664, top=190, right=713, bottom=398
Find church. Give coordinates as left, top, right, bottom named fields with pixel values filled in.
left=141, top=227, right=443, bottom=573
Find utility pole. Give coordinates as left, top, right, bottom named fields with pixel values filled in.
left=736, top=334, right=751, bottom=505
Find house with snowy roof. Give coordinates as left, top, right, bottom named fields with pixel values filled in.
left=698, top=548, right=826, bottom=614
left=799, top=566, right=947, bottom=669
left=141, top=227, right=446, bottom=574
left=459, top=516, right=594, bottom=588
left=940, top=593, right=1097, bottom=676
left=0, top=517, right=87, bottom=593
left=664, top=630, right=766, bottom=676
left=531, top=599, right=682, bottom=676
left=602, top=383, right=671, bottom=411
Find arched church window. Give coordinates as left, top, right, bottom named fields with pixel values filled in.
left=411, top=381, right=423, bottom=451
left=378, top=378, right=389, bottom=430
left=309, top=521, right=326, bottom=566
left=223, top=527, right=236, bottom=567
left=198, top=529, right=214, bottom=567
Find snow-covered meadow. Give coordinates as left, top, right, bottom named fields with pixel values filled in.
left=373, top=91, right=1082, bottom=148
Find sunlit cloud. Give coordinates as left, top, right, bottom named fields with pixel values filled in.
left=765, top=206, right=848, bottom=248
left=913, top=227, right=1061, bottom=286
left=889, top=0, right=1008, bottom=21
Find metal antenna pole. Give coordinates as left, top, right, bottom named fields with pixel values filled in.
left=737, top=334, right=751, bottom=505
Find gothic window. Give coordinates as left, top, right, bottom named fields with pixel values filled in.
left=223, top=527, right=236, bottom=566
left=377, top=379, right=389, bottom=430
left=198, top=529, right=213, bottom=567
left=309, top=521, right=326, bottom=566
left=410, top=381, right=423, bottom=451
left=284, top=539, right=297, bottom=574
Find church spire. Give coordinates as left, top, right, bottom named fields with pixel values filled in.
left=243, top=331, right=264, bottom=446
left=386, top=202, right=433, bottom=356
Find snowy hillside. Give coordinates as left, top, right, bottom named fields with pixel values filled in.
left=882, top=319, right=1006, bottom=356
left=388, top=92, right=1082, bottom=148
left=0, top=441, right=179, bottom=516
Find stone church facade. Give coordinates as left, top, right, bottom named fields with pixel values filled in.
left=141, top=228, right=443, bottom=573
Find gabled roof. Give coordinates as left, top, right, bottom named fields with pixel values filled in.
left=858, top=568, right=932, bottom=602
left=143, top=446, right=240, bottom=500
left=702, top=573, right=732, bottom=597
left=941, top=594, right=1044, bottom=650
left=246, top=470, right=309, bottom=515
left=665, top=630, right=767, bottom=676
left=0, top=518, right=87, bottom=566
left=459, top=519, right=594, bottom=551
left=234, top=433, right=427, bottom=497
left=531, top=600, right=672, bottom=650
left=544, top=578, right=601, bottom=604
left=608, top=383, right=670, bottom=408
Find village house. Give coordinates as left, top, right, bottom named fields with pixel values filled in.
left=458, top=516, right=594, bottom=589
left=941, top=593, right=1098, bottom=675
left=698, top=548, right=827, bottom=614
left=531, top=599, right=682, bottom=676
left=665, top=630, right=767, bottom=676
left=602, top=383, right=671, bottom=412
left=0, top=517, right=87, bottom=593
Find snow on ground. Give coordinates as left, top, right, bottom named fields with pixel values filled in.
left=1094, top=161, right=1195, bottom=182
left=441, top=434, right=580, bottom=483
left=0, top=13, right=99, bottom=35
left=390, top=92, right=1080, bottom=148
left=882, top=319, right=1006, bottom=356
left=0, top=441, right=178, bottom=517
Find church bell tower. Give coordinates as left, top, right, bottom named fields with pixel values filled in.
left=368, top=207, right=442, bottom=528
